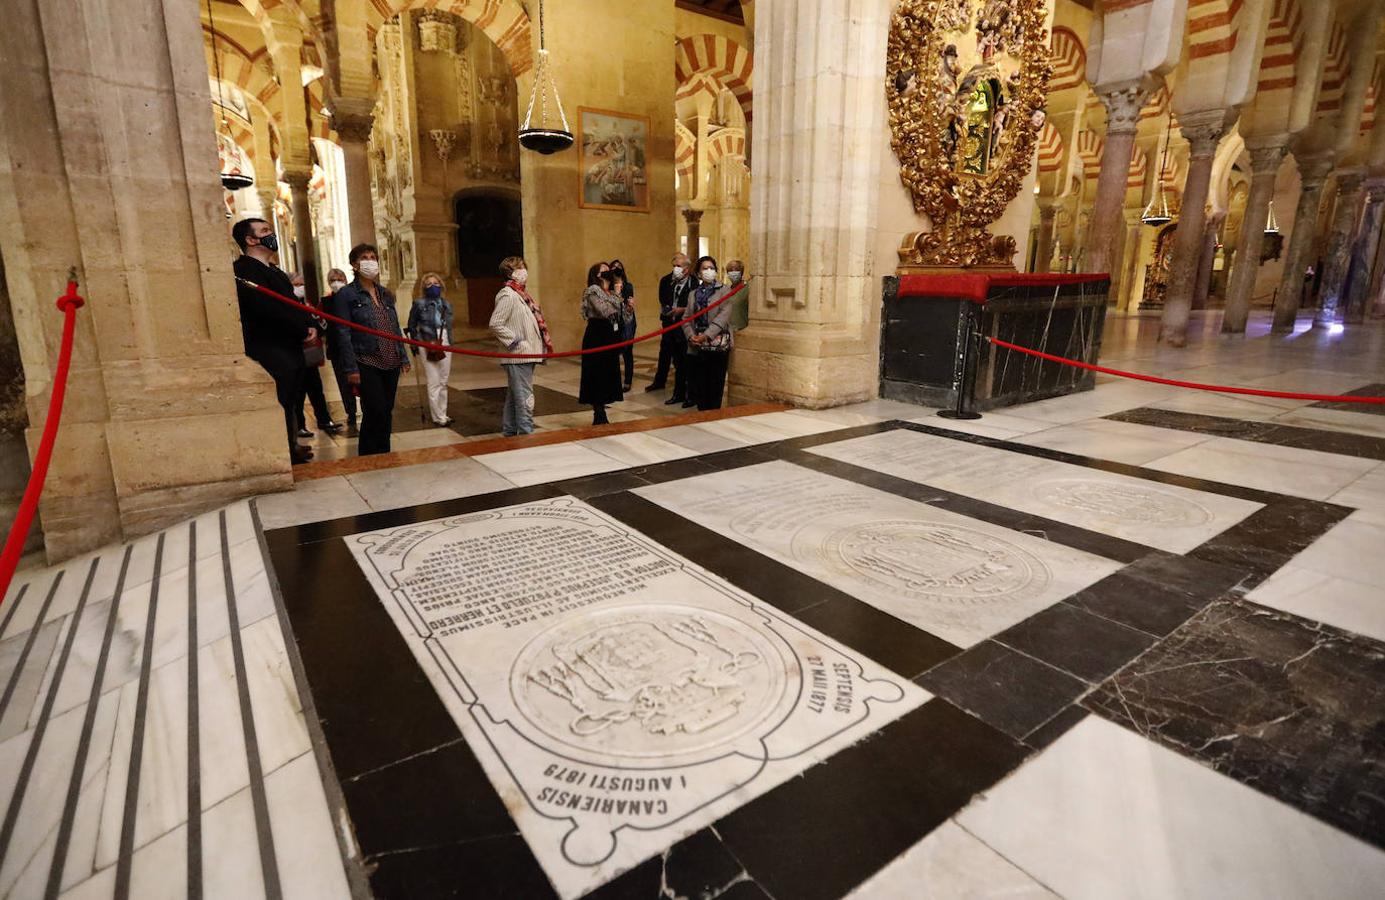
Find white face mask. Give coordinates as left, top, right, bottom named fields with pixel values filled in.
left=700, top=268, right=718, bottom=283
left=357, top=259, right=380, bottom=280
left=292, top=285, right=306, bottom=299
left=728, top=271, right=743, bottom=284
left=672, top=266, right=686, bottom=279
left=328, top=280, right=346, bottom=293
left=512, top=268, right=528, bottom=286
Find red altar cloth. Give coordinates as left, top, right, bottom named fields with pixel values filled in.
left=896, top=272, right=1110, bottom=303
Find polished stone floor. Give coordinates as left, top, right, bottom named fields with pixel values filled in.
left=4, top=310, right=1385, bottom=898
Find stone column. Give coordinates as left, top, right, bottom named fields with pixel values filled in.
left=1223, top=143, right=1287, bottom=333
left=1313, top=171, right=1364, bottom=328
left=1118, top=208, right=1145, bottom=309
left=0, top=0, right=290, bottom=561
left=1034, top=200, right=1059, bottom=273
left=332, top=101, right=377, bottom=246
left=682, top=208, right=704, bottom=257
left=1344, top=178, right=1385, bottom=323
left=1087, top=81, right=1150, bottom=275
left=283, top=169, right=321, bottom=301
left=1369, top=198, right=1385, bottom=318
left=1272, top=156, right=1332, bottom=332
left=1192, top=217, right=1221, bottom=310
left=1160, top=114, right=1228, bottom=346
left=736, top=0, right=890, bottom=407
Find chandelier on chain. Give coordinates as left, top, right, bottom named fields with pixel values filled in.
left=206, top=0, right=254, bottom=191
left=517, top=0, right=574, bottom=154
left=1141, top=109, right=1175, bottom=227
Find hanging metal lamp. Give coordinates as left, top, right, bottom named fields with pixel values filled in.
left=207, top=0, right=255, bottom=190
left=1264, top=199, right=1280, bottom=234
left=1141, top=109, right=1174, bottom=227
left=518, top=0, right=574, bottom=154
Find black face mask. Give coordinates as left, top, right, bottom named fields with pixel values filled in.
left=257, top=233, right=279, bottom=253
left=609, top=266, right=626, bottom=281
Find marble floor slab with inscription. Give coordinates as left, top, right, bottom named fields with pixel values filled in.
left=344, top=497, right=928, bottom=899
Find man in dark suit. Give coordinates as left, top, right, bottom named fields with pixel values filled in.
left=648, top=252, right=693, bottom=405
left=232, top=217, right=316, bottom=465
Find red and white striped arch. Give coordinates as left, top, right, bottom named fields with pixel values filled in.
left=1048, top=27, right=1086, bottom=92
left=1257, top=0, right=1302, bottom=93
left=1127, top=144, right=1149, bottom=190
left=1361, top=60, right=1383, bottom=134
left=675, top=34, right=753, bottom=123
left=1077, top=130, right=1104, bottom=175
left=675, top=120, right=696, bottom=185
left=1139, top=84, right=1171, bottom=123
left=1037, top=121, right=1064, bottom=173
left=366, top=0, right=533, bottom=76
left=708, top=127, right=746, bottom=165
left=1187, top=0, right=1243, bottom=60
left=1316, top=20, right=1347, bottom=115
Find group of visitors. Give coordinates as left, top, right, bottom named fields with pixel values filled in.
left=232, top=216, right=745, bottom=464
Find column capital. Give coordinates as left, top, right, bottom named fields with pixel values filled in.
left=1296, top=154, right=1335, bottom=190
left=281, top=168, right=312, bottom=191
left=1176, top=109, right=1232, bottom=159
left=1095, top=78, right=1158, bottom=135
left=329, top=96, right=376, bottom=142
left=1037, top=200, right=1060, bottom=220
left=682, top=208, right=704, bottom=225
left=1247, top=144, right=1288, bottom=176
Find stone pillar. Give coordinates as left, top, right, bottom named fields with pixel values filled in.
left=1160, top=114, right=1228, bottom=346
left=283, top=169, right=321, bottom=301
left=1369, top=198, right=1385, bottom=318
left=1034, top=201, right=1059, bottom=273
left=1087, top=81, right=1150, bottom=275
left=1223, top=143, right=1287, bottom=333
left=736, top=0, right=889, bottom=407
left=683, top=208, right=704, bottom=257
left=1344, top=178, right=1385, bottom=323
left=1313, top=171, right=1364, bottom=328
left=1118, top=208, right=1145, bottom=310
left=0, top=0, right=290, bottom=561
left=1192, top=217, right=1221, bottom=310
left=1272, top=157, right=1332, bottom=332
left=332, top=102, right=377, bottom=246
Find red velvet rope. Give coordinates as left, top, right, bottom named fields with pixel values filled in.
left=986, top=336, right=1385, bottom=405
left=0, top=275, right=86, bottom=605
left=236, top=276, right=749, bottom=359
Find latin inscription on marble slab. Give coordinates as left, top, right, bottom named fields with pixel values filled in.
left=346, top=498, right=927, bottom=899
left=635, top=461, right=1124, bottom=648
left=806, top=429, right=1262, bottom=554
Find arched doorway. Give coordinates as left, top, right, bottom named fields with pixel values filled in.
left=455, top=190, right=524, bottom=326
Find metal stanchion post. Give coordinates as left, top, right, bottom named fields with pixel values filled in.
left=938, top=301, right=983, bottom=420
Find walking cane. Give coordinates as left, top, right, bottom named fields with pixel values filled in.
left=412, top=350, right=429, bottom=424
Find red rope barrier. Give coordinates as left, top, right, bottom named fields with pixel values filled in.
left=236, top=276, right=749, bottom=360
left=986, top=336, right=1385, bottom=405
left=0, top=272, right=86, bottom=604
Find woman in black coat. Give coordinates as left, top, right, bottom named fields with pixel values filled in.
left=578, top=262, right=626, bottom=425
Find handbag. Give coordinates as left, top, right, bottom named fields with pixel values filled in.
left=303, top=342, right=326, bottom=367
left=699, top=331, right=731, bottom=352
left=425, top=348, right=446, bottom=362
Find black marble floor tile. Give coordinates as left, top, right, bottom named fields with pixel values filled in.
left=1065, top=554, right=1246, bottom=637
left=996, top=601, right=1158, bottom=683
left=266, top=537, right=463, bottom=780
left=1022, top=704, right=1090, bottom=752
left=366, top=834, right=554, bottom=900
left=1107, top=406, right=1385, bottom=461
left=586, top=828, right=754, bottom=900
left=341, top=739, right=515, bottom=854
left=1010, top=515, right=1151, bottom=564
left=548, top=467, right=653, bottom=500
left=1087, top=600, right=1385, bottom=850
left=713, top=699, right=1029, bottom=900
left=1188, top=498, right=1353, bottom=584
left=691, top=445, right=778, bottom=473
left=916, top=640, right=1087, bottom=741
left=1310, top=382, right=1385, bottom=417
left=791, top=594, right=960, bottom=681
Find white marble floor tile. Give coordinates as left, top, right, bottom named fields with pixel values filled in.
left=534, top=408, right=644, bottom=431
left=910, top=410, right=1061, bottom=439
left=957, top=716, right=1385, bottom=900
left=693, top=416, right=797, bottom=445
left=264, top=751, right=352, bottom=900
left=473, top=441, right=629, bottom=487
left=249, top=473, right=368, bottom=528
left=636, top=461, right=1123, bottom=647
left=1015, top=417, right=1213, bottom=465
left=55, top=687, right=122, bottom=892
left=833, top=398, right=941, bottom=420
left=197, top=635, right=252, bottom=811
left=132, top=654, right=191, bottom=850
left=1149, top=390, right=1300, bottom=421
left=0, top=700, right=88, bottom=895
left=344, top=456, right=515, bottom=512
left=649, top=423, right=750, bottom=454
left=783, top=406, right=894, bottom=427
left=1272, top=405, right=1385, bottom=439
left=1286, top=512, right=1385, bottom=589
left=126, top=820, right=187, bottom=900
left=1143, top=437, right=1380, bottom=500
left=240, top=617, right=311, bottom=775
left=0, top=617, right=63, bottom=742
left=578, top=432, right=699, bottom=466
left=1328, top=464, right=1385, bottom=513
left=846, top=820, right=1057, bottom=899
left=201, top=784, right=269, bottom=900
left=57, top=865, right=114, bottom=900
left=1246, top=565, right=1385, bottom=644
left=809, top=430, right=1261, bottom=554
left=1000, top=382, right=1176, bottom=425
left=739, top=410, right=849, bottom=438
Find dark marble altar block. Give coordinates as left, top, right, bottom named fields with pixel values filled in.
left=879, top=273, right=1109, bottom=411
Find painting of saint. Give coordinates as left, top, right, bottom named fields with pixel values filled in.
left=578, top=108, right=651, bottom=212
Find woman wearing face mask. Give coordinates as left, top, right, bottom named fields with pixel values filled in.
left=608, top=259, right=637, bottom=392
left=322, top=268, right=358, bottom=434
left=681, top=255, right=735, bottom=411
left=331, top=244, right=412, bottom=455
left=489, top=257, right=551, bottom=436
left=579, top=262, right=625, bottom=425
left=291, top=272, right=344, bottom=439
left=406, top=272, right=455, bottom=427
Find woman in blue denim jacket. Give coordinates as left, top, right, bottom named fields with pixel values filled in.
left=330, top=243, right=410, bottom=455
left=406, top=272, right=455, bottom=426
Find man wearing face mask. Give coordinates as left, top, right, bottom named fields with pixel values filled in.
left=331, top=244, right=411, bottom=456
left=232, top=217, right=317, bottom=465
left=649, top=252, right=692, bottom=404
left=322, top=268, right=358, bottom=435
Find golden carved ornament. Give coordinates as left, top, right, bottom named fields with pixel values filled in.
left=887, top=0, right=1052, bottom=269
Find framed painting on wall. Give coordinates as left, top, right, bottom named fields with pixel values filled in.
left=577, top=107, right=651, bottom=212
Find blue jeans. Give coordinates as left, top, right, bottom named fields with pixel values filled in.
left=502, top=363, right=536, bottom=436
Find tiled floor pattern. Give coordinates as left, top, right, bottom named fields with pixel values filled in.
left=6, top=310, right=1385, bottom=898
